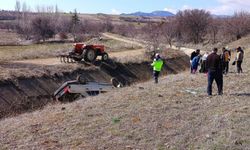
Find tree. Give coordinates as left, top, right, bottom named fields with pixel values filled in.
left=31, top=15, right=55, bottom=42
left=207, top=18, right=220, bottom=44
left=17, top=20, right=32, bottom=40
left=103, top=15, right=114, bottom=32
left=15, top=0, right=21, bottom=22
left=176, top=9, right=211, bottom=43
left=161, top=19, right=177, bottom=48
left=71, top=9, right=80, bottom=42
left=22, top=2, right=28, bottom=20
left=112, top=23, right=137, bottom=37
left=223, top=11, right=250, bottom=40
left=143, top=22, right=163, bottom=52
left=15, top=0, right=21, bottom=12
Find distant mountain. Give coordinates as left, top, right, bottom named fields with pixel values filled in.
left=121, top=11, right=175, bottom=17
left=211, top=14, right=231, bottom=18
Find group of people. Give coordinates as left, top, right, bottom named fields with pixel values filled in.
left=150, top=46, right=244, bottom=96
left=190, top=46, right=244, bottom=95
left=190, top=47, right=244, bottom=75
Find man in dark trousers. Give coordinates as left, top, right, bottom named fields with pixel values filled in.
left=151, top=53, right=163, bottom=84
left=221, top=47, right=231, bottom=74
left=190, top=49, right=200, bottom=73
left=206, top=48, right=223, bottom=95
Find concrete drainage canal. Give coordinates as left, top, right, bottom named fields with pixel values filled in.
left=0, top=56, right=189, bottom=118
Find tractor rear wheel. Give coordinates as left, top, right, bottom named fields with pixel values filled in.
left=102, top=52, right=109, bottom=61
left=84, top=49, right=97, bottom=62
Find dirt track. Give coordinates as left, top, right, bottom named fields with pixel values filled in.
left=104, top=32, right=196, bottom=55
left=102, top=33, right=144, bottom=47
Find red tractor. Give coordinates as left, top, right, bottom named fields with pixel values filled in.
left=60, top=43, right=109, bottom=63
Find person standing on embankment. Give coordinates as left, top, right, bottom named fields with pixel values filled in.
left=235, top=46, right=244, bottom=74
left=206, top=48, right=223, bottom=96
left=151, top=53, right=164, bottom=84
left=190, top=49, right=200, bottom=72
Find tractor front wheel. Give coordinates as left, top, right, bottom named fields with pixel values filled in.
left=102, top=52, right=109, bottom=61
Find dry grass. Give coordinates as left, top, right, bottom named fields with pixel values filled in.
left=0, top=45, right=249, bottom=149
left=112, top=48, right=187, bottom=64
left=0, top=29, right=20, bottom=45
left=179, top=34, right=250, bottom=52
left=86, top=36, right=142, bottom=52
left=0, top=43, right=72, bottom=61
left=0, top=32, right=249, bottom=149
left=0, top=33, right=142, bottom=62
left=0, top=61, right=88, bottom=80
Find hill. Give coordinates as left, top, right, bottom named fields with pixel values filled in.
left=0, top=37, right=249, bottom=149
left=121, top=10, right=175, bottom=17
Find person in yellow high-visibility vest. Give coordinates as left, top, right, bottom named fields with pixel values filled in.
left=151, top=53, right=164, bottom=83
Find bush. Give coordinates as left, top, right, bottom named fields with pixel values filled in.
left=58, top=32, right=68, bottom=40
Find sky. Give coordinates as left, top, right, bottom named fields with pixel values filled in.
left=0, top=0, right=250, bottom=15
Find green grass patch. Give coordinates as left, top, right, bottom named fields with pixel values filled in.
left=112, top=117, right=121, bottom=124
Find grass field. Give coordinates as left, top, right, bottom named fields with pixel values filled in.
left=0, top=34, right=142, bottom=61
left=0, top=43, right=72, bottom=61
left=0, top=29, right=20, bottom=45
left=86, top=36, right=142, bottom=52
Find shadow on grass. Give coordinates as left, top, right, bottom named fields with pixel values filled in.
left=230, top=93, right=250, bottom=96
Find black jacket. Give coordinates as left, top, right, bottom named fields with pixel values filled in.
left=206, top=52, right=222, bottom=71
left=190, top=51, right=198, bottom=60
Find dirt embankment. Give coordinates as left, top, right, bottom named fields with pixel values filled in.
left=0, top=55, right=189, bottom=118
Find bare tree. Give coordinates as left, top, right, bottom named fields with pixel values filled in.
left=223, top=11, right=250, bottom=40
left=31, top=15, right=55, bottom=42
left=161, top=19, right=177, bottom=48
left=112, top=23, right=137, bottom=37
left=55, top=16, right=71, bottom=34
left=71, top=9, right=80, bottom=42
left=17, top=20, right=33, bottom=40
left=176, top=9, right=211, bottom=43
left=207, top=18, right=220, bottom=44
left=103, top=15, right=114, bottom=32
left=82, top=20, right=102, bottom=36
left=21, top=2, right=28, bottom=20
left=15, top=0, right=21, bottom=12
left=15, top=0, right=21, bottom=22
left=142, top=22, right=163, bottom=51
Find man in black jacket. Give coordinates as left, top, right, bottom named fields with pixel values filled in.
left=206, top=48, right=223, bottom=95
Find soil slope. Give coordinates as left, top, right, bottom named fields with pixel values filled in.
left=0, top=44, right=249, bottom=148
left=0, top=53, right=189, bottom=118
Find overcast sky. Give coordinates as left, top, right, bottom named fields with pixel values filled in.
left=0, top=0, right=249, bottom=15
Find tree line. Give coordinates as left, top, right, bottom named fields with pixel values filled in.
left=0, top=0, right=116, bottom=42
left=142, top=9, right=250, bottom=51
left=0, top=1, right=250, bottom=46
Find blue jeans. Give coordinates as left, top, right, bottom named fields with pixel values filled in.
left=207, top=70, right=223, bottom=95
